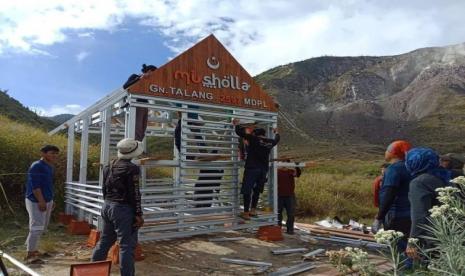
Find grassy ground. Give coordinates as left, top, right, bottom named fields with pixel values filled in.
left=295, top=158, right=381, bottom=223
left=0, top=211, right=83, bottom=272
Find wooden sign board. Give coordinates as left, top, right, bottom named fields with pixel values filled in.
left=127, top=34, right=278, bottom=112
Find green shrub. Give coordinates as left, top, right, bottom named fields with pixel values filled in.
left=0, top=115, right=99, bottom=212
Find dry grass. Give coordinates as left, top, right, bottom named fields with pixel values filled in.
left=295, top=159, right=380, bottom=222
left=0, top=115, right=100, bottom=211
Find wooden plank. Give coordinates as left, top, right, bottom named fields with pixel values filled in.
left=306, top=224, right=374, bottom=239
left=296, top=223, right=376, bottom=242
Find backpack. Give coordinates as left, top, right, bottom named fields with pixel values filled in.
left=104, top=160, right=130, bottom=200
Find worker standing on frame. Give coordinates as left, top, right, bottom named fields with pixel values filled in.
left=233, top=119, right=280, bottom=220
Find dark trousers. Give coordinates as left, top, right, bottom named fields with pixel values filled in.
left=135, top=107, right=148, bottom=142
left=194, top=170, right=223, bottom=207
left=278, top=196, right=295, bottom=233
left=385, top=215, right=412, bottom=267
left=92, top=202, right=137, bottom=276
left=243, top=186, right=261, bottom=212
left=241, top=168, right=267, bottom=212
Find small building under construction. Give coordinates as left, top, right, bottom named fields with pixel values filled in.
left=50, top=35, right=281, bottom=241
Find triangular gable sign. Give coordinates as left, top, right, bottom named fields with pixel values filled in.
left=128, top=34, right=278, bottom=112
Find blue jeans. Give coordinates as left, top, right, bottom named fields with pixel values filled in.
left=92, top=202, right=137, bottom=276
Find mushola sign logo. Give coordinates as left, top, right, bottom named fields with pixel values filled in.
left=207, top=56, right=220, bottom=69
left=173, top=57, right=251, bottom=92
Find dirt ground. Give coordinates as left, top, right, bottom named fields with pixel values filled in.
left=12, top=226, right=389, bottom=276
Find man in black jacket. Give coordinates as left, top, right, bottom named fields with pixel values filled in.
left=233, top=119, right=280, bottom=220
left=123, top=64, right=157, bottom=142
left=91, top=138, right=144, bottom=276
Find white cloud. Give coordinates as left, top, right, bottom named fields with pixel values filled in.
left=31, top=104, right=84, bottom=116
left=77, top=32, right=94, bottom=38
left=1, top=0, right=465, bottom=73
left=76, top=51, right=89, bottom=62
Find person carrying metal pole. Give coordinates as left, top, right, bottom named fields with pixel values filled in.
left=233, top=119, right=280, bottom=220
left=24, top=145, right=60, bottom=262
left=277, top=160, right=302, bottom=234
left=91, top=138, right=144, bottom=276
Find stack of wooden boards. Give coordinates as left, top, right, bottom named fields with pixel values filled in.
left=295, top=223, right=376, bottom=242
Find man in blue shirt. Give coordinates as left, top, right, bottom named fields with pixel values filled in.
left=25, top=145, right=59, bottom=261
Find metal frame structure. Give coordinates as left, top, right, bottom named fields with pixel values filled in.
left=50, top=90, right=279, bottom=241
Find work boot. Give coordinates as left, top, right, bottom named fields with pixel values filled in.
left=239, top=212, right=251, bottom=220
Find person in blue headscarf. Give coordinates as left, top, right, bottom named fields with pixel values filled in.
left=405, top=147, right=451, bottom=259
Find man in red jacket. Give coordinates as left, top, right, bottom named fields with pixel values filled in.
left=277, top=162, right=302, bottom=235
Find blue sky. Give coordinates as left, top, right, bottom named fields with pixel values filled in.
left=1, top=0, right=465, bottom=116
left=0, top=19, right=173, bottom=115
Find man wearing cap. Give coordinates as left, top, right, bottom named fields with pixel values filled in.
left=233, top=119, right=280, bottom=220
left=24, top=145, right=60, bottom=261
left=439, top=153, right=465, bottom=178
left=91, top=138, right=144, bottom=276
left=123, top=64, right=158, bottom=142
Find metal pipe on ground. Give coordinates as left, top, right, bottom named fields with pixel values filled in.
left=271, top=248, right=308, bottom=255
left=221, top=258, right=272, bottom=267
left=209, top=237, right=246, bottom=242
left=302, top=248, right=325, bottom=259
left=0, top=250, right=41, bottom=276
left=269, top=263, right=316, bottom=276
left=309, top=235, right=386, bottom=249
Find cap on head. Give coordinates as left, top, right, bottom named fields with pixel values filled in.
left=253, top=128, right=266, bottom=136
left=141, top=64, right=157, bottom=73
left=117, top=138, right=144, bottom=159
left=40, top=145, right=59, bottom=153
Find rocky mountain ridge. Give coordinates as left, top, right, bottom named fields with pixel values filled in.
left=256, top=43, right=465, bottom=156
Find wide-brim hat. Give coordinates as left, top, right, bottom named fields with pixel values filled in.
left=117, top=138, right=144, bottom=159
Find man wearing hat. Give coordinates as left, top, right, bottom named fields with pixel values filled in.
left=91, top=138, right=144, bottom=276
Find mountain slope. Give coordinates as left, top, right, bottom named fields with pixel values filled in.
left=46, top=114, right=74, bottom=125
left=256, top=43, right=465, bottom=156
left=0, top=89, right=57, bottom=130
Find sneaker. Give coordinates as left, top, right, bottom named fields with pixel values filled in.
left=239, top=212, right=251, bottom=220
left=286, top=230, right=295, bottom=235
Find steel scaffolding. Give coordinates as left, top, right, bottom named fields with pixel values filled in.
left=50, top=91, right=279, bottom=241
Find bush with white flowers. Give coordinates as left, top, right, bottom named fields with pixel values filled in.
left=327, top=247, right=377, bottom=276
left=420, top=177, right=465, bottom=275
left=373, top=230, right=405, bottom=275
left=327, top=176, right=465, bottom=275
